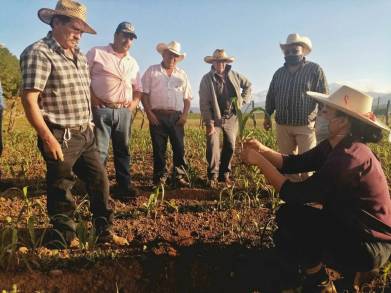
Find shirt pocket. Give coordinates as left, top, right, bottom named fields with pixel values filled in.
left=170, top=78, right=185, bottom=100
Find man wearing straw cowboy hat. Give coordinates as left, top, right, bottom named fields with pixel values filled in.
left=20, top=0, right=128, bottom=246
left=199, top=49, right=252, bottom=187
left=86, top=22, right=142, bottom=201
left=264, top=33, right=329, bottom=180
left=142, top=41, right=192, bottom=187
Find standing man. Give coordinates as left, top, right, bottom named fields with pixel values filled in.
left=264, top=33, right=328, bottom=180
left=199, top=49, right=252, bottom=186
left=20, top=0, right=127, bottom=246
left=142, top=41, right=192, bottom=187
left=87, top=22, right=142, bottom=200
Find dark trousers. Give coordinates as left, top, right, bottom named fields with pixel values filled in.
left=274, top=204, right=391, bottom=273
left=38, top=126, right=113, bottom=241
left=206, top=115, right=238, bottom=180
left=0, top=108, right=3, bottom=156
left=149, top=111, right=187, bottom=182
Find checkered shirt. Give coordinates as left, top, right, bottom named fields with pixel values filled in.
left=20, top=32, right=91, bottom=127
left=265, top=60, right=328, bottom=126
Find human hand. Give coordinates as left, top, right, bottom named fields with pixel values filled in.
left=146, top=111, right=160, bottom=126
left=206, top=124, right=216, bottom=136
left=43, top=135, right=64, bottom=161
left=263, top=116, right=272, bottom=130
left=243, top=139, right=264, bottom=152
left=240, top=146, right=261, bottom=166
left=176, top=114, right=187, bottom=126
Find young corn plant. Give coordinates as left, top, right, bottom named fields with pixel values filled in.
left=143, top=184, right=165, bottom=218
left=232, top=97, right=268, bottom=149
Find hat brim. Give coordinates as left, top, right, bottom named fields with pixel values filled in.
left=38, top=8, right=96, bottom=34
left=307, top=91, right=390, bottom=132
left=280, top=42, right=311, bottom=56
left=156, top=43, right=185, bottom=61
left=120, top=31, right=137, bottom=39
left=204, top=56, right=235, bottom=64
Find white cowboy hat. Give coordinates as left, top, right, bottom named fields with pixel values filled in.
left=280, top=33, right=312, bottom=56
left=307, top=85, right=390, bottom=132
left=156, top=41, right=186, bottom=62
left=204, top=49, right=235, bottom=64
left=38, top=0, right=96, bottom=34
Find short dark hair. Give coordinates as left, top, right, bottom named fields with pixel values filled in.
left=336, top=110, right=383, bottom=143
left=50, top=15, right=72, bottom=28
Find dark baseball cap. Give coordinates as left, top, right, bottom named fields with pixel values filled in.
left=115, top=22, right=137, bottom=39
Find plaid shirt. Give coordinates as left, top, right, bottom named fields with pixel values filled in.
left=20, top=32, right=91, bottom=127
left=265, top=60, right=328, bottom=126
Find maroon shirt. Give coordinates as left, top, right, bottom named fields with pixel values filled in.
left=280, top=137, right=391, bottom=241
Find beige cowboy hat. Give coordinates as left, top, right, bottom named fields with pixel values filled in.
left=38, top=0, right=96, bottom=34
left=156, top=41, right=186, bottom=62
left=204, top=49, right=235, bottom=64
left=280, top=33, right=312, bottom=56
left=307, top=85, right=390, bottom=132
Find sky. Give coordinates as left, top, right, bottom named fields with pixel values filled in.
left=0, top=0, right=390, bottom=104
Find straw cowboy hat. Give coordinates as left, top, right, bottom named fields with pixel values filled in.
left=204, top=49, right=235, bottom=64
left=38, top=0, right=96, bottom=34
left=307, top=85, right=390, bottom=132
left=280, top=33, right=312, bottom=56
left=156, top=41, right=186, bottom=62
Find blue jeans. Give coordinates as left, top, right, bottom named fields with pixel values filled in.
left=92, top=107, right=132, bottom=188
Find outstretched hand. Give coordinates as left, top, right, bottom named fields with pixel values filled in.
left=240, top=146, right=261, bottom=166
left=243, top=139, right=263, bottom=151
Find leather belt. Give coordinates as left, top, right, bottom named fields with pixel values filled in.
left=103, top=102, right=127, bottom=109
left=152, top=109, right=179, bottom=115
left=47, top=122, right=90, bottom=132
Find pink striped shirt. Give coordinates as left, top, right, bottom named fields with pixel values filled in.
left=86, top=45, right=142, bottom=104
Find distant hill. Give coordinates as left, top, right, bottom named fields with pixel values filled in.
left=251, top=82, right=391, bottom=110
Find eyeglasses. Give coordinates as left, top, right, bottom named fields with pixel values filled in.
left=284, top=48, right=300, bottom=55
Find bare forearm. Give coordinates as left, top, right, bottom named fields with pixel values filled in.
left=128, top=91, right=142, bottom=110
left=258, top=145, right=283, bottom=169
left=255, top=154, right=287, bottom=192
left=141, top=93, right=152, bottom=113
left=182, top=99, right=191, bottom=115
left=21, top=93, right=53, bottom=141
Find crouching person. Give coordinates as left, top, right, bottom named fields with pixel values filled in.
left=240, top=86, right=391, bottom=292
left=20, top=0, right=128, bottom=246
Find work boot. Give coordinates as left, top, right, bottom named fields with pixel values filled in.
left=302, top=266, right=337, bottom=293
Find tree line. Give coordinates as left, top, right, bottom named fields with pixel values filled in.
left=0, top=45, right=21, bottom=98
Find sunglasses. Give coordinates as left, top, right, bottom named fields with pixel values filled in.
left=284, top=48, right=300, bottom=55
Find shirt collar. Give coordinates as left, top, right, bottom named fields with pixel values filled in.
left=160, top=62, right=178, bottom=74
left=211, top=64, right=231, bottom=79
left=108, top=44, right=130, bottom=59
left=44, top=31, right=80, bottom=55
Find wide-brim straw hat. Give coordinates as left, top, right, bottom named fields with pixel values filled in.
left=280, top=33, right=312, bottom=56
left=38, top=0, right=96, bottom=34
left=204, top=49, right=235, bottom=64
left=307, top=85, right=390, bottom=132
left=156, top=41, right=186, bottom=62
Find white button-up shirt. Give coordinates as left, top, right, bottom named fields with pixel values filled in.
left=86, top=45, right=142, bottom=104
left=141, top=64, right=192, bottom=111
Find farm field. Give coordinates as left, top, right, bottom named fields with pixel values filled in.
left=0, top=101, right=391, bottom=292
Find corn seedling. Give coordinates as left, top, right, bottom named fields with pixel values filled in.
left=232, top=96, right=268, bottom=148
left=143, top=184, right=165, bottom=218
